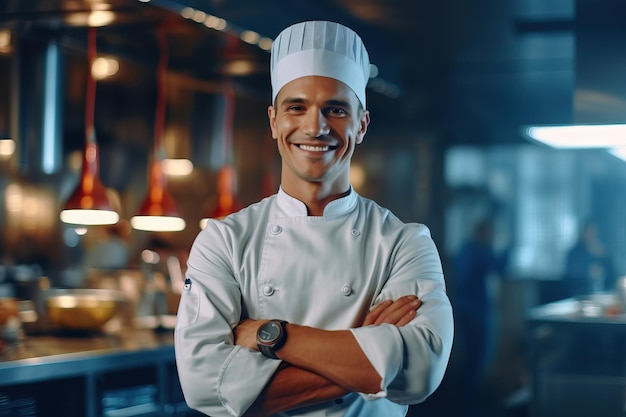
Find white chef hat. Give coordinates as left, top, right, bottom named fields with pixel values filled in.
left=270, top=20, right=370, bottom=108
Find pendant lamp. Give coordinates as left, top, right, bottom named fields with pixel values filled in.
left=199, top=80, right=242, bottom=229
left=130, top=31, right=185, bottom=232
left=60, top=26, right=119, bottom=226
left=199, top=165, right=242, bottom=228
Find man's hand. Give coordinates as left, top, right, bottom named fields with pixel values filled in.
left=234, top=318, right=266, bottom=350
left=362, top=295, right=422, bottom=327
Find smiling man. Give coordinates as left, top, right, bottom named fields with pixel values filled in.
left=269, top=75, right=367, bottom=215
left=175, top=21, right=454, bottom=417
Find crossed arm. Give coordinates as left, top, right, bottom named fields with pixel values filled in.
left=234, top=295, right=422, bottom=416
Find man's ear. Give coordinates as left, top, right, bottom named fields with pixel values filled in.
left=268, top=105, right=278, bottom=139
left=355, top=110, right=370, bottom=145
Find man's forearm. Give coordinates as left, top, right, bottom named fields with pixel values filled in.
left=244, top=364, right=347, bottom=416
left=275, top=325, right=383, bottom=394
left=235, top=295, right=422, bottom=412
left=270, top=295, right=422, bottom=394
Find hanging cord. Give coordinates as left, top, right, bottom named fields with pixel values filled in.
left=154, top=30, right=168, bottom=159
left=222, top=78, right=235, bottom=165
left=85, top=26, right=96, bottom=144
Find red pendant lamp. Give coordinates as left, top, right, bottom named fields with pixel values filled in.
left=130, top=30, right=185, bottom=232
left=209, top=165, right=243, bottom=217
left=199, top=80, right=242, bottom=229
left=60, top=26, right=119, bottom=226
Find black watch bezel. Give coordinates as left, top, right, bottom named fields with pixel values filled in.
left=256, top=320, right=288, bottom=359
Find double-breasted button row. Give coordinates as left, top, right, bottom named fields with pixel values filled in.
left=269, top=225, right=360, bottom=238
left=261, top=284, right=353, bottom=297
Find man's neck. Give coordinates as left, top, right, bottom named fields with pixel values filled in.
left=281, top=180, right=350, bottom=216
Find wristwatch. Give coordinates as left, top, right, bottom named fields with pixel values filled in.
left=256, top=320, right=288, bottom=359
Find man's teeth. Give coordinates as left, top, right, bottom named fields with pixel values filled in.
left=299, top=144, right=330, bottom=151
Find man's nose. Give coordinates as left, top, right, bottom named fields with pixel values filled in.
left=302, top=110, right=330, bottom=137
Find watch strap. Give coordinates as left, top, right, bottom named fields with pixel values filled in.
left=259, top=343, right=280, bottom=359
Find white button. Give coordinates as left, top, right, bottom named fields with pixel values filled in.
left=351, top=229, right=360, bottom=237
left=341, top=285, right=352, bottom=296
left=262, top=285, right=274, bottom=296
left=270, top=225, right=282, bottom=235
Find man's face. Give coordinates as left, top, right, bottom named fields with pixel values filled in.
left=268, top=76, right=369, bottom=190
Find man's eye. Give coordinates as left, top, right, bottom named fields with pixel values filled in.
left=326, top=107, right=347, bottom=116
left=288, top=105, right=305, bottom=112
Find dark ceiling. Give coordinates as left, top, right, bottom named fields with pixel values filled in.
left=2, top=0, right=619, bottom=147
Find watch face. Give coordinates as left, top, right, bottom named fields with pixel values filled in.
left=258, top=322, right=281, bottom=343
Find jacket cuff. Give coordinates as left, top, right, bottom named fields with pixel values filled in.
left=349, top=324, right=403, bottom=399
left=219, top=346, right=282, bottom=416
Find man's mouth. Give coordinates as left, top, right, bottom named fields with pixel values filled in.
left=297, top=144, right=337, bottom=151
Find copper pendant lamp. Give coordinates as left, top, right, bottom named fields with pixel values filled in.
left=199, top=80, right=242, bottom=229
left=130, top=30, right=185, bottom=232
left=198, top=165, right=243, bottom=229
left=60, top=26, right=119, bottom=226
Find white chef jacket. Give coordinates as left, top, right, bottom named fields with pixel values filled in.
left=175, top=187, right=454, bottom=417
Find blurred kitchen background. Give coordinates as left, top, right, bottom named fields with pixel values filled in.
left=1, top=0, right=625, bottom=416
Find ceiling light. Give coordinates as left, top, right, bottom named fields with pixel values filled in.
left=60, top=27, right=119, bottom=226
left=524, top=124, right=626, bottom=148
left=240, top=30, right=260, bottom=45
left=258, top=37, right=273, bottom=51
left=608, top=147, right=626, bottom=162
left=131, top=31, right=185, bottom=232
left=181, top=7, right=194, bottom=19
left=223, top=60, right=255, bottom=76
left=88, top=11, right=115, bottom=27
left=206, top=17, right=227, bottom=31
left=0, top=139, right=15, bottom=157
left=130, top=162, right=186, bottom=231
left=192, top=10, right=206, bottom=23
left=92, top=57, right=119, bottom=80
left=162, top=158, right=193, bottom=176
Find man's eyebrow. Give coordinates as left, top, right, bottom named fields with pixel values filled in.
left=325, top=99, right=351, bottom=108
left=280, top=97, right=307, bottom=106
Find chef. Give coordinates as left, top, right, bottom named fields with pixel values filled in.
left=175, top=20, right=454, bottom=417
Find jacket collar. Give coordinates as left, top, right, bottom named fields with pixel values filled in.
left=277, top=186, right=357, bottom=217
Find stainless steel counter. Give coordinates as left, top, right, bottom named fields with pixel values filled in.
left=527, top=295, right=626, bottom=417
left=0, top=326, right=196, bottom=417
left=0, top=328, right=175, bottom=385
left=527, top=295, right=626, bottom=326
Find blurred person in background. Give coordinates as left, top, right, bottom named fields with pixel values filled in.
left=453, top=217, right=509, bottom=416
left=563, top=219, right=616, bottom=298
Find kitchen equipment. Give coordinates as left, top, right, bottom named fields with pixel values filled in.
left=0, top=264, right=46, bottom=311
left=46, top=288, right=125, bottom=331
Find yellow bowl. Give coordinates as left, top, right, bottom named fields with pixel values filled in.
left=47, top=289, right=124, bottom=330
